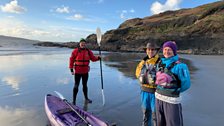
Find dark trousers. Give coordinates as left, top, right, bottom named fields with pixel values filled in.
left=73, top=73, right=89, bottom=103
left=156, top=99, right=183, bottom=126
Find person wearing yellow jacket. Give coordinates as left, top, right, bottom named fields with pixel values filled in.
left=136, top=42, right=160, bottom=126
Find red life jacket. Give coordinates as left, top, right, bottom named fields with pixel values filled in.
left=69, top=48, right=98, bottom=74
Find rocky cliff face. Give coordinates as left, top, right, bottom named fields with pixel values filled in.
left=86, top=1, right=224, bottom=54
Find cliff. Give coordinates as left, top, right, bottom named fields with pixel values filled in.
left=84, top=1, right=224, bottom=54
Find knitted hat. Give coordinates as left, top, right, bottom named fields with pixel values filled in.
left=163, top=41, right=177, bottom=55
left=79, top=38, right=86, bottom=43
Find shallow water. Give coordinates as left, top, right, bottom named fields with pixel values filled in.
left=0, top=49, right=224, bottom=126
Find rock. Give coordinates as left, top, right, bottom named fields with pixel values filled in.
left=84, top=1, right=224, bottom=54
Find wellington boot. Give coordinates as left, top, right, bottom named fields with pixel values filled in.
left=85, top=99, right=92, bottom=104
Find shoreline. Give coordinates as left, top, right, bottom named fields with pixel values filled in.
left=1, top=45, right=224, bottom=56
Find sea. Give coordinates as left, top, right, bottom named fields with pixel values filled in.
left=0, top=47, right=224, bottom=126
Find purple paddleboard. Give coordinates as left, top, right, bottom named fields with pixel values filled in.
left=45, top=94, right=108, bottom=126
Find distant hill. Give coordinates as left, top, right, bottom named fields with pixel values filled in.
left=2, top=1, right=224, bottom=55
left=85, top=1, right=224, bottom=55
left=0, top=35, right=40, bottom=48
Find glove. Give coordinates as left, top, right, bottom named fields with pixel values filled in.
left=98, top=56, right=101, bottom=60
left=70, top=69, right=74, bottom=75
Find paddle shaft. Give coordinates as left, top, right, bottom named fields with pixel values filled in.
left=54, top=91, right=91, bottom=126
left=63, top=99, right=92, bottom=126
left=98, top=47, right=104, bottom=90
left=98, top=46, right=105, bottom=105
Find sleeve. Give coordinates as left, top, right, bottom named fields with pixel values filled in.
left=89, top=50, right=99, bottom=62
left=135, top=60, right=145, bottom=78
left=177, top=63, right=191, bottom=92
left=69, top=49, right=77, bottom=69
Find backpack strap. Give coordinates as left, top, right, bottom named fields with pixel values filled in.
left=167, top=60, right=181, bottom=70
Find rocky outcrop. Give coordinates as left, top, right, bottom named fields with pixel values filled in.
left=33, top=42, right=66, bottom=47
left=84, top=1, right=224, bottom=54
left=33, top=1, right=224, bottom=55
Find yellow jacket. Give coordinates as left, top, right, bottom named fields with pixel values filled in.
left=135, top=54, right=160, bottom=92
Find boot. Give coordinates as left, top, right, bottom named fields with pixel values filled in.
left=73, top=87, right=78, bottom=105
left=142, top=108, right=149, bottom=126
left=152, top=112, right=157, bottom=126
left=85, top=98, right=92, bottom=104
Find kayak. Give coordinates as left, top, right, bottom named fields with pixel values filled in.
left=45, top=94, right=108, bottom=126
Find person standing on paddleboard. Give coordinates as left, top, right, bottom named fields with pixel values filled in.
left=136, top=42, right=160, bottom=126
left=69, top=38, right=100, bottom=105
left=155, top=41, right=191, bottom=126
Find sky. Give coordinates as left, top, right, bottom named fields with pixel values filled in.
left=0, top=0, right=221, bottom=42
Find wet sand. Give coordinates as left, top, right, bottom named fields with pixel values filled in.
left=0, top=50, right=224, bottom=126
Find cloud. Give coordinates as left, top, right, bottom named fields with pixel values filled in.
left=56, top=6, right=70, bottom=13
left=0, top=17, right=49, bottom=39
left=120, top=10, right=127, bottom=19
left=0, top=0, right=26, bottom=14
left=120, top=9, right=135, bottom=19
left=0, top=106, right=44, bottom=126
left=150, top=0, right=182, bottom=14
left=68, top=14, right=84, bottom=20
left=0, top=17, right=94, bottom=42
left=2, top=76, right=23, bottom=91
left=66, top=13, right=106, bottom=24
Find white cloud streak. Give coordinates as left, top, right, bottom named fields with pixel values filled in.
left=150, top=0, right=182, bottom=15
left=0, top=17, right=94, bottom=42
left=0, top=0, right=26, bottom=14
left=2, top=76, right=23, bottom=91
left=56, top=6, right=70, bottom=13
left=68, top=14, right=84, bottom=20
left=0, top=106, right=44, bottom=126
left=120, top=9, right=135, bottom=19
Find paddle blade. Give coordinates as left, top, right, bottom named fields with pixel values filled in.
left=96, top=27, right=102, bottom=46
left=54, top=91, right=66, bottom=100
left=102, top=89, right=105, bottom=105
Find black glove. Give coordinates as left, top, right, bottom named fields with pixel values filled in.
left=70, top=69, right=74, bottom=73
left=98, top=56, right=101, bottom=60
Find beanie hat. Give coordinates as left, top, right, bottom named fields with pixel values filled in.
left=79, top=38, right=86, bottom=43
left=163, top=41, right=177, bottom=55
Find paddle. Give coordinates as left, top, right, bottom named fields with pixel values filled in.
left=54, top=91, right=92, bottom=126
left=96, top=27, right=105, bottom=105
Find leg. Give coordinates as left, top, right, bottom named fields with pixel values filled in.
left=150, top=94, right=156, bottom=126
left=163, top=102, right=183, bottom=126
left=73, top=74, right=81, bottom=104
left=141, top=91, right=152, bottom=126
left=152, top=112, right=157, bottom=126
left=142, top=108, right=151, bottom=126
left=156, top=99, right=166, bottom=126
left=82, top=73, right=92, bottom=103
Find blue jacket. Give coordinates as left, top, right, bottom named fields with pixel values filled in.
left=157, top=55, right=191, bottom=95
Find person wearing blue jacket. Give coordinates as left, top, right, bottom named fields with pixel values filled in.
left=155, top=41, right=191, bottom=126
